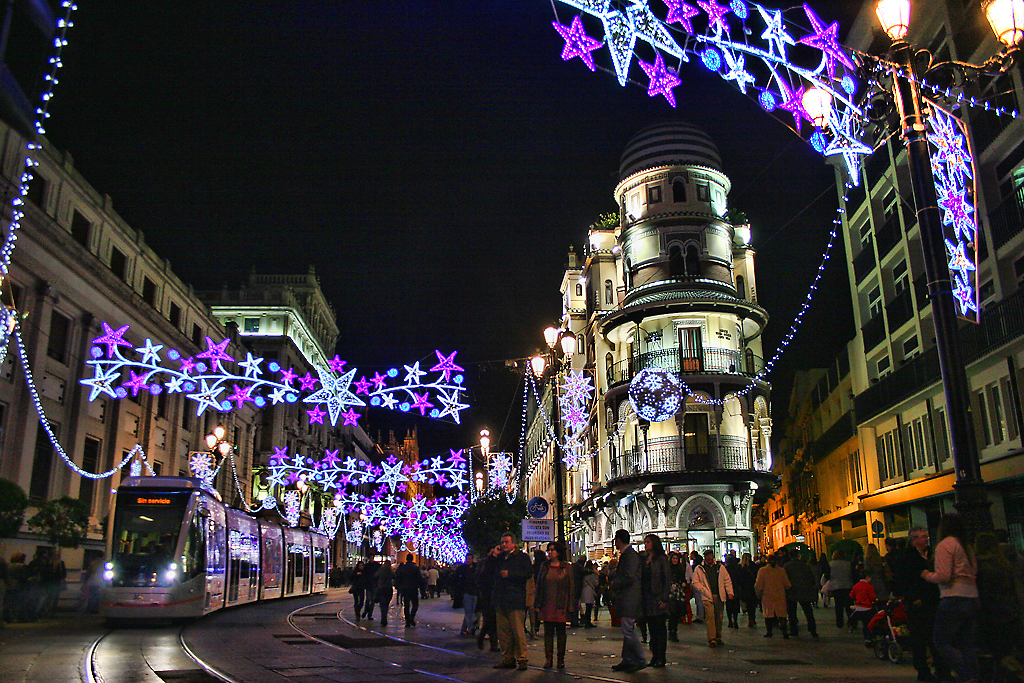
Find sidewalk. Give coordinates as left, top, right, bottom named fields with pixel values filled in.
left=0, top=612, right=107, bottom=683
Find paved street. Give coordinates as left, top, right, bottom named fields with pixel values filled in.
left=0, top=589, right=924, bottom=683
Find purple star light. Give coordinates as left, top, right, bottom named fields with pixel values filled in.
left=93, top=322, right=133, bottom=358
left=665, top=0, right=700, bottom=34
left=697, top=0, right=730, bottom=33
left=551, top=15, right=602, bottom=71
left=638, top=53, right=682, bottom=107
left=307, top=404, right=327, bottom=425
left=196, top=336, right=234, bottom=370
left=798, top=4, right=855, bottom=82
left=429, top=350, right=464, bottom=383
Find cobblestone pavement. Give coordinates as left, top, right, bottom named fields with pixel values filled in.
left=0, top=590, right=924, bottom=683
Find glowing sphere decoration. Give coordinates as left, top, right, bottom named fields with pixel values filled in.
left=628, top=367, right=684, bottom=422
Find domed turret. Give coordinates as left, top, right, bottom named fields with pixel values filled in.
left=619, top=121, right=724, bottom=181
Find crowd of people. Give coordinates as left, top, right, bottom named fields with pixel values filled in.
left=340, top=514, right=1024, bottom=682
left=0, top=549, right=67, bottom=623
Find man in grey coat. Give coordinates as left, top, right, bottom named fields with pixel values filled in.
left=610, top=529, right=646, bottom=673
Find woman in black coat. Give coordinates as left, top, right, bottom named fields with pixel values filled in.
left=641, top=535, right=672, bottom=668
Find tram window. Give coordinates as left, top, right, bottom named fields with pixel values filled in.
left=111, top=491, right=189, bottom=564
left=182, top=515, right=205, bottom=579
left=313, top=545, right=326, bottom=575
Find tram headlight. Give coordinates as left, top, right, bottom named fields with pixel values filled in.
left=103, top=569, right=114, bottom=581
left=164, top=570, right=177, bottom=582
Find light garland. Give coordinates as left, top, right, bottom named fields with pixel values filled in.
left=264, top=448, right=468, bottom=493
left=559, top=369, right=595, bottom=468
left=81, top=322, right=469, bottom=427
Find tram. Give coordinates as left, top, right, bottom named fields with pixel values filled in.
left=99, top=476, right=329, bottom=619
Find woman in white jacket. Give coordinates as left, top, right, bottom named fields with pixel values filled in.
left=691, top=550, right=735, bottom=648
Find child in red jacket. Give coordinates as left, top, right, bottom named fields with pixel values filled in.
left=848, top=577, right=877, bottom=642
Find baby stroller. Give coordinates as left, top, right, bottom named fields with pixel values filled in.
left=868, top=598, right=910, bottom=663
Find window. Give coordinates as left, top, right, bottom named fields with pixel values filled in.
left=696, top=183, right=710, bottom=201
left=647, top=185, right=662, bottom=204
left=849, top=450, right=863, bottom=493
left=243, top=317, right=260, bottom=333
left=71, top=210, right=91, bottom=248
left=604, top=280, right=613, bottom=305
left=903, top=336, right=919, bottom=355
left=181, top=402, right=192, bottom=431
left=669, top=244, right=684, bottom=278
left=933, top=407, right=951, bottom=464
left=903, top=416, right=931, bottom=471
left=673, top=178, right=686, bottom=202
left=868, top=285, right=882, bottom=318
left=153, top=461, right=162, bottom=476
left=1002, top=377, right=1020, bottom=441
left=893, top=260, right=909, bottom=294
left=30, top=424, right=54, bottom=502
left=79, top=436, right=100, bottom=512
left=109, top=247, right=127, bottom=281
left=1014, top=254, right=1024, bottom=285
left=192, top=323, right=202, bottom=347
left=736, top=275, right=745, bottom=299
left=977, top=381, right=1009, bottom=446
left=142, top=277, right=156, bottom=306
left=47, top=310, right=70, bottom=364
left=25, top=172, right=46, bottom=207
left=157, top=390, right=168, bottom=419
left=979, top=279, right=995, bottom=302
left=877, top=355, right=891, bottom=375
left=575, top=283, right=582, bottom=297
left=627, top=192, right=641, bottom=219
left=169, top=302, right=181, bottom=328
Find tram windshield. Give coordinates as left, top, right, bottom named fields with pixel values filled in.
left=112, top=490, right=191, bottom=568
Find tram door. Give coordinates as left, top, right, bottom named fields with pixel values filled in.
left=204, top=503, right=227, bottom=613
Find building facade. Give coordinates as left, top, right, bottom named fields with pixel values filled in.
left=764, top=0, right=1024, bottom=557
left=526, top=122, right=777, bottom=559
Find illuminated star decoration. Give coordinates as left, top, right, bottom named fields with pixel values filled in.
left=757, top=5, right=797, bottom=59
left=135, top=339, right=163, bottom=365
left=238, top=353, right=264, bottom=378
left=697, top=0, right=730, bottom=35
left=638, top=52, right=682, bottom=107
left=721, top=49, right=755, bottom=94
left=552, top=15, right=602, bottom=71
left=664, top=0, right=700, bottom=33
left=377, top=456, right=410, bottom=494
left=777, top=79, right=811, bottom=133
left=303, top=366, right=365, bottom=426
left=797, top=3, right=856, bottom=82
left=196, top=336, right=234, bottom=370
left=93, top=322, right=133, bottom=358
left=307, top=404, right=327, bottom=425
left=429, top=350, right=464, bottom=383
left=187, top=379, right=226, bottom=416
left=81, top=365, right=121, bottom=401
left=825, top=105, right=873, bottom=186
left=928, top=105, right=973, bottom=187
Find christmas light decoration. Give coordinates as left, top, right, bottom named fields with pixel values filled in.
left=265, top=448, right=469, bottom=493
left=628, top=366, right=684, bottom=421
left=552, top=14, right=602, bottom=71
left=638, top=52, right=682, bottom=106
left=927, top=104, right=979, bottom=320
left=79, top=323, right=469, bottom=426
left=559, top=370, right=594, bottom=468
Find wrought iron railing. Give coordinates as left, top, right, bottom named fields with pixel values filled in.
left=611, top=435, right=754, bottom=480
left=608, top=346, right=765, bottom=388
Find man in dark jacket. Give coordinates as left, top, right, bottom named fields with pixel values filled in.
left=610, top=529, right=646, bottom=672
left=362, top=558, right=380, bottom=620
left=476, top=546, right=501, bottom=652
left=394, top=554, right=423, bottom=627
left=893, top=527, right=942, bottom=682
left=493, top=533, right=533, bottom=670
left=784, top=551, right=819, bottom=637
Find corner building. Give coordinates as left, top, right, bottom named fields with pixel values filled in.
left=564, top=122, right=776, bottom=557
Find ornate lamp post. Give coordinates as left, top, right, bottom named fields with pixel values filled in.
left=852, top=0, right=1024, bottom=534
left=531, top=326, right=577, bottom=546
left=204, top=425, right=233, bottom=494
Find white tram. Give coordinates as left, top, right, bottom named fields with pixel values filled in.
left=100, top=476, right=329, bottom=619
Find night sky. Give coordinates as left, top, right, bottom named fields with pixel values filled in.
left=43, top=1, right=861, bottom=455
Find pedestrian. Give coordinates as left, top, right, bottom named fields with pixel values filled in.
left=864, top=543, right=889, bottom=601
left=829, top=550, right=854, bottom=628
left=893, top=526, right=942, bottom=682
left=5, top=553, right=29, bottom=623
left=641, top=535, right=671, bottom=668
left=814, top=552, right=831, bottom=608
left=476, top=545, right=501, bottom=652
left=458, top=553, right=478, bottom=636
left=535, top=541, right=573, bottom=669
left=394, top=554, right=422, bottom=627
left=610, top=529, right=646, bottom=673
left=689, top=550, right=706, bottom=624
left=426, top=565, right=440, bottom=598
left=350, top=561, right=367, bottom=620
left=692, top=548, right=734, bottom=648
left=848, top=574, right=877, bottom=642
left=595, top=562, right=610, bottom=623
left=974, top=532, right=1024, bottom=665
left=724, top=555, right=743, bottom=629
left=784, top=550, right=819, bottom=638
left=755, top=553, right=791, bottom=639
left=375, top=560, right=394, bottom=627
left=667, top=552, right=688, bottom=640
left=580, top=561, right=599, bottom=628
left=922, top=513, right=979, bottom=683
left=492, top=532, right=532, bottom=671
left=738, top=552, right=759, bottom=627
left=362, top=557, right=380, bottom=620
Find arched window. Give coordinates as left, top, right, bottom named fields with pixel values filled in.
left=604, top=279, right=613, bottom=304
left=669, top=244, right=684, bottom=277
left=685, top=244, right=700, bottom=277
left=673, top=178, right=686, bottom=203
left=736, top=275, right=745, bottom=299
left=575, top=283, right=583, bottom=297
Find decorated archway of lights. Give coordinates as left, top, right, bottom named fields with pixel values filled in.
left=546, top=0, right=984, bottom=324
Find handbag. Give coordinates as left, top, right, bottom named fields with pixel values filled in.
left=820, top=579, right=832, bottom=596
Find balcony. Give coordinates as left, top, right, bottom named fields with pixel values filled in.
left=886, top=286, right=914, bottom=331
left=608, top=346, right=766, bottom=388
left=990, top=192, right=1024, bottom=251
left=853, top=245, right=876, bottom=283
left=862, top=313, right=886, bottom=351
left=875, top=216, right=902, bottom=259
left=610, top=435, right=757, bottom=481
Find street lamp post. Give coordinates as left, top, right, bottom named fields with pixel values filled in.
left=859, top=0, right=1023, bottom=534
left=205, top=425, right=234, bottom=495
left=532, top=326, right=577, bottom=547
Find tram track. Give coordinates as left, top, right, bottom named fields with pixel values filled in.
left=83, top=624, right=237, bottom=683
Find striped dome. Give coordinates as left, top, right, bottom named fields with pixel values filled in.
left=619, top=121, right=723, bottom=180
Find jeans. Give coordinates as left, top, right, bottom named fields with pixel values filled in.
left=787, top=599, right=817, bottom=636
left=908, top=602, right=939, bottom=677
left=352, top=588, right=366, bottom=617
left=377, top=589, right=393, bottom=625
left=401, top=589, right=419, bottom=625
left=543, top=621, right=567, bottom=665
left=646, top=614, right=667, bottom=663
left=496, top=606, right=528, bottom=663
left=462, top=593, right=477, bottom=633
left=831, top=589, right=852, bottom=627
left=933, top=596, right=979, bottom=683
left=693, top=594, right=706, bottom=620
left=619, top=617, right=646, bottom=666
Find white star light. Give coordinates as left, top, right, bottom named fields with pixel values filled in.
left=186, top=379, right=226, bottom=416
left=82, top=365, right=120, bottom=401
left=722, top=50, right=756, bottom=94
left=381, top=393, right=399, bottom=410
left=378, top=459, right=409, bottom=494
left=165, top=376, right=185, bottom=393
left=403, top=362, right=427, bottom=385
left=825, top=106, right=873, bottom=185
left=239, top=352, right=264, bottom=378
left=435, top=389, right=469, bottom=424
left=303, top=366, right=365, bottom=426
left=757, top=5, right=797, bottom=60
left=269, top=386, right=288, bottom=404
left=135, top=339, right=163, bottom=365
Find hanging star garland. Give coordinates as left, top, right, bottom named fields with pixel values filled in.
left=638, top=52, right=682, bottom=106
left=79, top=323, right=470, bottom=425
left=552, top=15, right=603, bottom=71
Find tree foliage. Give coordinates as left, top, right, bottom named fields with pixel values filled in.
left=0, top=477, right=28, bottom=538
left=589, top=212, right=619, bottom=231
left=28, top=496, right=89, bottom=550
left=461, top=495, right=527, bottom=558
